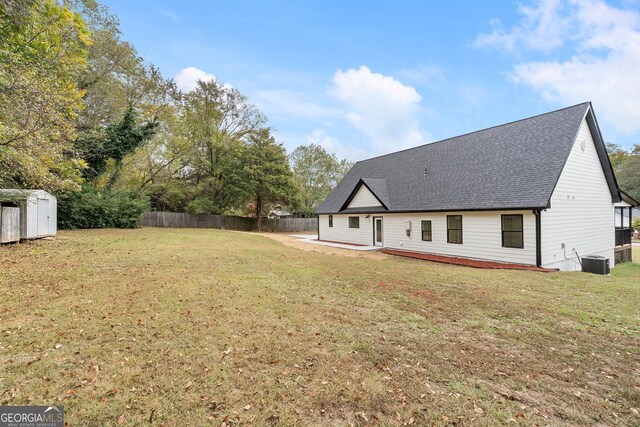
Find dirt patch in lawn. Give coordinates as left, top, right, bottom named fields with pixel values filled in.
left=258, top=232, right=386, bottom=259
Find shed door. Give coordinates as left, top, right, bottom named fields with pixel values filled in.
left=37, top=198, right=49, bottom=236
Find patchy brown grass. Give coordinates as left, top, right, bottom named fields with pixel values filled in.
left=1, top=229, right=639, bottom=426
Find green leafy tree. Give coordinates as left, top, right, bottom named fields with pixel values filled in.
left=289, top=144, right=353, bottom=216
left=59, top=106, right=157, bottom=228
left=2, top=0, right=35, bottom=22
left=57, top=186, right=149, bottom=229
left=616, top=150, right=640, bottom=203
left=177, top=80, right=266, bottom=214
left=75, top=105, right=158, bottom=183
left=245, top=129, right=298, bottom=230
left=606, top=142, right=629, bottom=170
left=67, top=0, right=167, bottom=132
left=607, top=143, right=640, bottom=203
left=62, top=0, right=179, bottom=196
left=0, top=0, right=91, bottom=191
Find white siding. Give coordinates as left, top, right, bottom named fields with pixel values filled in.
left=21, top=190, right=57, bottom=238
left=319, top=210, right=537, bottom=265
left=348, top=186, right=382, bottom=208
left=541, top=118, right=614, bottom=271
left=319, top=214, right=374, bottom=245
left=0, top=189, right=57, bottom=239
left=23, top=196, right=38, bottom=239
left=49, top=195, right=57, bottom=236
left=382, top=211, right=537, bottom=265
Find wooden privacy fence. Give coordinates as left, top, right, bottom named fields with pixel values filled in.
left=0, top=206, right=21, bottom=243
left=139, top=211, right=317, bottom=233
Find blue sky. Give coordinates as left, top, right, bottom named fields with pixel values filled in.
left=103, top=0, right=640, bottom=160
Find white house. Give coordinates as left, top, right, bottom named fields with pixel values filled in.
left=315, top=103, right=637, bottom=271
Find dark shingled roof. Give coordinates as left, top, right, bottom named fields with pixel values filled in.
left=317, top=103, right=621, bottom=214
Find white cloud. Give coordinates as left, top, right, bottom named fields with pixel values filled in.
left=474, top=0, right=570, bottom=53
left=511, top=51, right=640, bottom=134
left=174, top=67, right=216, bottom=92
left=306, top=129, right=368, bottom=161
left=477, top=0, right=640, bottom=135
left=254, top=89, right=339, bottom=124
left=395, top=65, right=446, bottom=89
left=329, top=65, right=428, bottom=154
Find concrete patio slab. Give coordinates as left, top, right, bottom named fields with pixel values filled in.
left=290, top=234, right=380, bottom=251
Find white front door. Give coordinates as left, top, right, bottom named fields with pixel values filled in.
left=374, top=217, right=383, bottom=246
left=37, top=198, right=49, bottom=236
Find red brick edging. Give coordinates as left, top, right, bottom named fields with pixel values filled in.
left=381, top=249, right=556, bottom=272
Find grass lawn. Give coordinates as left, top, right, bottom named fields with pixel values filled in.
left=1, top=228, right=639, bottom=426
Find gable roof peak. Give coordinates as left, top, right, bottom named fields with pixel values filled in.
left=340, top=178, right=390, bottom=211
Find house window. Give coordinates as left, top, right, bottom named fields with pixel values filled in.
left=328, top=215, right=333, bottom=227
left=348, top=216, right=360, bottom=228
left=447, top=215, right=462, bottom=244
left=502, top=214, right=524, bottom=249
left=421, top=220, right=432, bottom=241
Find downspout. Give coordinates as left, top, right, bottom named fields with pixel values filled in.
left=533, top=209, right=542, bottom=267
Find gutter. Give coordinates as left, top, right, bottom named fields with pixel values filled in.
left=318, top=206, right=547, bottom=215
left=533, top=209, right=542, bottom=267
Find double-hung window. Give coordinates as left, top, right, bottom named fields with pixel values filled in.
left=502, top=214, right=524, bottom=248
left=421, top=220, right=432, bottom=241
left=447, top=215, right=463, bottom=244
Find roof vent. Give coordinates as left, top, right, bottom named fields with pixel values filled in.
left=423, top=167, right=428, bottom=175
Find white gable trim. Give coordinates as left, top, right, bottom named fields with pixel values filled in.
left=348, top=185, right=382, bottom=208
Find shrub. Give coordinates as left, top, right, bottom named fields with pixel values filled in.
left=58, top=186, right=149, bottom=229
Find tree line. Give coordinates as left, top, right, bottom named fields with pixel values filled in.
left=606, top=143, right=640, bottom=203
left=0, top=0, right=351, bottom=230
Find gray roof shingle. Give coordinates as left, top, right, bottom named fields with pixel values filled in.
left=317, top=103, right=610, bottom=214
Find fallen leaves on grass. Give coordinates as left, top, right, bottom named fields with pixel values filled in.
left=1, top=229, right=638, bottom=426
left=356, top=412, right=368, bottom=422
